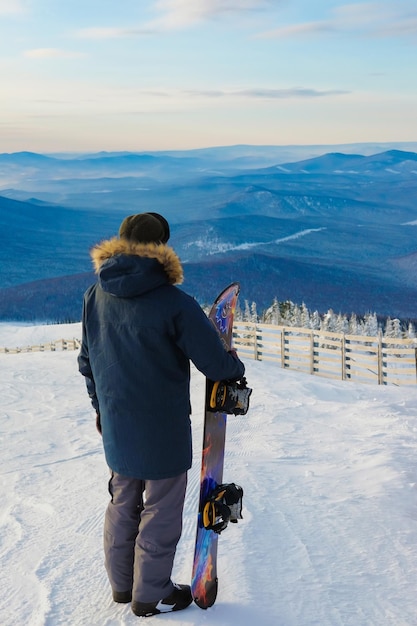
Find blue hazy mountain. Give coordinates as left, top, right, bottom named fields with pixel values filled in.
left=1, top=145, right=417, bottom=322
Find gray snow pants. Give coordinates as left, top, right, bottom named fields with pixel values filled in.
left=103, top=470, right=187, bottom=603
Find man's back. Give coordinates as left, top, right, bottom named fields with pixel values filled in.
left=79, top=232, right=244, bottom=479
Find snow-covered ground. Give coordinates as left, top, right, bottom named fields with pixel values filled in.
left=1, top=323, right=417, bottom=626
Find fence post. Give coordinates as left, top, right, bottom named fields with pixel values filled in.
left=281, top=327, right=285, bottom=368
left=415, top=347, right=417, bottom=383
left=253, top=323, right=259, bottom=360
left=341, top=333, right=346, bottom=380
left=309, top=330, right=314, bottom=374
left=377, top=330, right=383, bottom=385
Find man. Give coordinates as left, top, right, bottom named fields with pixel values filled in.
left=78, top=212, right=245, bottom=618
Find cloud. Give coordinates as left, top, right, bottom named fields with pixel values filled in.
left=155, top=87, right=349, bottom=99
left=258, top=21, right=335, bottom=39
left=336, top=2, right=417, bottom=39
left=75, top=26, right=155, bottom=39
left=0, top=0, right=26, bottom=15
left=23, top=48, right=86, bottom=59
left=257, top=1, right=417, bottom=41
left=234, top=87, right=349, bottom=98
left=154, top=0, right=272, bottom=25
left=75, top=0, right=274, bottom=38
left=372, top=16, right=417, bottom=38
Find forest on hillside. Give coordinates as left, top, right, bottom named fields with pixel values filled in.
left=233, top=298, right=416, bottom=340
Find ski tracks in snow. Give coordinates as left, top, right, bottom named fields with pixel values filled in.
left=0, top=352, right=105, bottom=626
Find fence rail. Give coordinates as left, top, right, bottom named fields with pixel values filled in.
left=233, top=322, right=417, bottom=386
left=1, top=325, right=417, bottom=386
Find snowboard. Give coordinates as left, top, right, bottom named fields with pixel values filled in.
left=191, top=282, right=240, bottom=609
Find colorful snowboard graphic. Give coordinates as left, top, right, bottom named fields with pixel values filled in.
left=191, top=282, right=240, bottom=609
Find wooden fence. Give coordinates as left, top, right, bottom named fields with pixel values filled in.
left=0, top=338, right=81, bottom=354
left=233, top=322, right=417, bottom=386
left=1, top=325, right=417, bottom=386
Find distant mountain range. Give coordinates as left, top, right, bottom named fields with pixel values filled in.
left=1, top=144, right=417, bottom=322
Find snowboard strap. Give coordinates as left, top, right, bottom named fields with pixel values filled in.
left=202, top=483, right=243, bottom=534
left=208, top=378, right=252, bottom=415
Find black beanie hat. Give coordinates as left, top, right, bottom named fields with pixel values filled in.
left=118, top=212, right=170, bottom=244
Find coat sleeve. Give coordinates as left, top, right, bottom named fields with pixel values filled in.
left=174, top=295, right=245, bottom=381
left=77, top=296, right=100, bottom=412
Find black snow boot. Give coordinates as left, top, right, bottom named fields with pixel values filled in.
left=131, top=583, right=192, bottom=617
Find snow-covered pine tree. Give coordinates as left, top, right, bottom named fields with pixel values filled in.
left=384, top=317, right=393, bottom=338
left=250, top=301, right=258, bottom=323
left=348, top=313, right=359, bottom=336
left=300, top=303, right=311, bottom=329
left=392, top=318, right=403, bottom=339
left=243, top=300, right=251, bottom=322
left=262, top=297, right=280, bottom=325
left=310, top=310, right=321, bottom=330
left=289, top=303, right=302, bottom=328
left=279, top=300, right=294, bottom=325
left=407, top=322, right=416, bottom=339
left=363, top=312, right=379, bottom=337
left=320, top=309, right=334, bottom=332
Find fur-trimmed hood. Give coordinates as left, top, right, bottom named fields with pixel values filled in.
left=90, top=237, right=183, bottom=298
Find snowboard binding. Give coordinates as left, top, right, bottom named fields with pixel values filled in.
left=202, top=483, right=243, bottom=534
left=207, top=377, right=252, bottom=415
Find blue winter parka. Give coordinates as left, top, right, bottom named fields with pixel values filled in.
left=78, top=237, right=245, bottom=480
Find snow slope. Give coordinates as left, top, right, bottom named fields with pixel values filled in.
left=1, top=323, right=417, bottom=626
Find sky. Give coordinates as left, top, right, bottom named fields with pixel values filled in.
left=0, top=0, right=416, bottom=153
